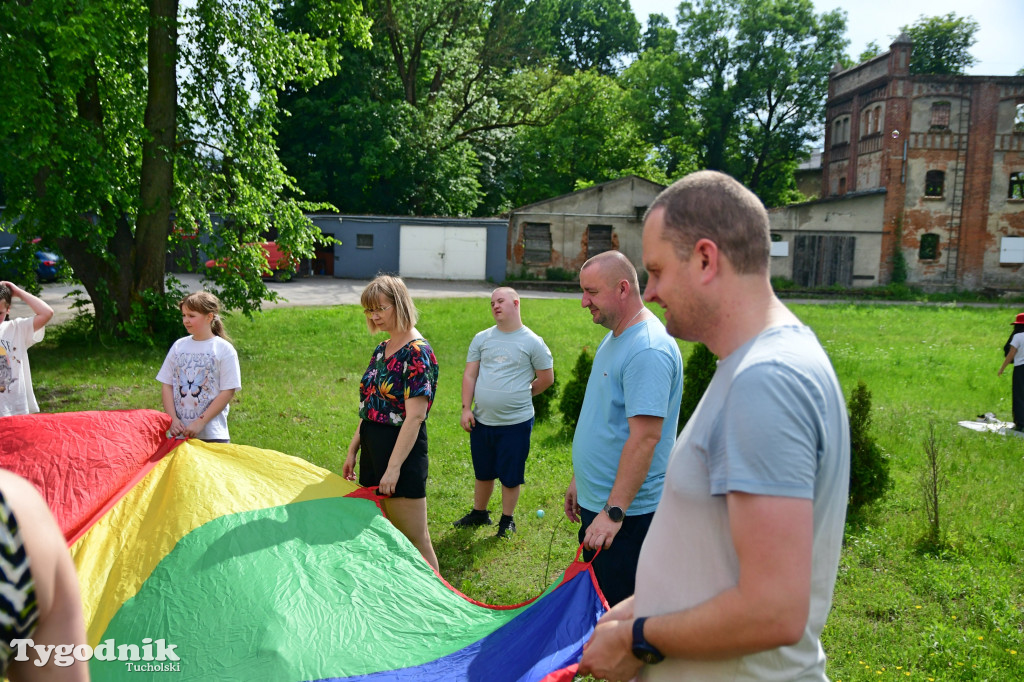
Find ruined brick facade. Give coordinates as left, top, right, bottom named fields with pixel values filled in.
left=822, top=35, right=1024, bottom=291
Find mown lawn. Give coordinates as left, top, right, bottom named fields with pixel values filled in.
left=33, top=299, right=1023, bottom=681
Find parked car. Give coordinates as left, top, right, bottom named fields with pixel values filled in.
left=204, top=242, right=303, bottom=282
left=0, top=246, right=63, bottom=283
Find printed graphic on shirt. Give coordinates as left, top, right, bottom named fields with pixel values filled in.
left=0, top=343, right=20, bottom=394
left=172, top=352, right=218, bottom=423
left=480, top=341, right=524, bottom=392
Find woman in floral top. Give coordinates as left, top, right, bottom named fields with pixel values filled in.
left=344, top=275, right=440, bottom=572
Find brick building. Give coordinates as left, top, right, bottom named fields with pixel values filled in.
left=770, top=35, right=1024, bottom=291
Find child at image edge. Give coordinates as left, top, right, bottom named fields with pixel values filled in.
left=157, top=292, right=241, bottom=442
left=0, top=281, right=54, bottom=417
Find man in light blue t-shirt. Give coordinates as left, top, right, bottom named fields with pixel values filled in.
left=564, top=251, right=683, bottom=606
left=454, top=288, right=554, bottom=538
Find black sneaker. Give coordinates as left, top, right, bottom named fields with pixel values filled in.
left=496, top=515, right=516, bottom=539
left=453, top=509, right=492, bottom=527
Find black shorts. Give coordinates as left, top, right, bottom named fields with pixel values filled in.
left=469, top=418, right=534, bottom=488
left=358, top=419, right=429, bottom=499
left=578, top=507, right=654, bottom=607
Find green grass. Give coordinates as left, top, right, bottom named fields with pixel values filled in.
left=33, top=300, right=1024, bottom=680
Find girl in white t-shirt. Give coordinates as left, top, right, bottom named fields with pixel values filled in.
left=156, top=292, right=241, bottom=442
left=0, top=281, right=54, bottom=416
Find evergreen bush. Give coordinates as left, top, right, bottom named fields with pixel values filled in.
left=848, top=380, right=891, bottom=512
left=532, top=375, right=559, bottom=423
left=678, top=343, right=717, bottom=432
left=558, top=348, right=593, bottom=431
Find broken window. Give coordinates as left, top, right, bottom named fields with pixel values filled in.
left=919, top=233, right=939, bottom=260
left=586, top=225, right=613, bottom=258
left=930, top=102, right=950, bottom=130
left=925, top=170, right=945, bottom=198
left=1016, top=104, right=1024, bottom=133
left=862, top=106, right=882, bottom=137
left=1010, top=172, right=1024, bottom=200
left=523, top=223, right=552, bottom=265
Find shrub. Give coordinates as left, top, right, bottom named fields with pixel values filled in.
left=678, top=343, right=716, bottom=432
left=771, top=276, right=797, bottom=291
left=847, top=380, right=891, bottom=512
left=532, top=375, right=559, bottom=423
left=117, top=277, right=191, bottom=349
left=558, top=348, right=593, bottom=431
left=544, top=267, right=576, bottom=282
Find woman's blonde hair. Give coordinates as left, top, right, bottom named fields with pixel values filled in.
left=180, top=291, right=232, bottom=343
left=360, top=274, right=418, bottom=333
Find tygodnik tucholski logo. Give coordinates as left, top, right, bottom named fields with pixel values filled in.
left=10, top=637, right=181, bottom=672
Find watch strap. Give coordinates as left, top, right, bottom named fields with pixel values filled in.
left=631, top=616, right=665, bottom=664
left=601, top=502, right=624, bottom=522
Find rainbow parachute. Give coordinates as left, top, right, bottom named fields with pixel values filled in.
left=0, top=410, right=605, bottom=681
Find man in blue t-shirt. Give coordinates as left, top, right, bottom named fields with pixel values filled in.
left=564, top=251, right=683, bottom=606
left=454, top=287, right=554, bottom=538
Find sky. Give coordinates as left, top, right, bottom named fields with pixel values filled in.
left=630, top=0, right=1023, bottom=76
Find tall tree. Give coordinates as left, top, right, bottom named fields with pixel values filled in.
left=619, top=15, right=701, bottom=181
left=630, top=0, right=847, bottom=206
left=857, top=40, right=883, bottom=64
left=548, top=0, right=641, bottom=75
left=732, top=0, right=847, bottom=201
left=0, top=0, right=368, bottom=339
left=900, top=13, right=979, bottom=75
left=277, top=0, right=566, bottom=217
left=504, top=71, right=667, bottom=207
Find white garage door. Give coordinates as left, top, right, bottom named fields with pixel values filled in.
left=398, top=226, right=487, bottom=280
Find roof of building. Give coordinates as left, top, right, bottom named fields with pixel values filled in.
left=507, top=175, right=666, bottom=215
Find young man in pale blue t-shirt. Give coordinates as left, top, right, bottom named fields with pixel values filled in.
left=454, top=288, right=554, bottom=538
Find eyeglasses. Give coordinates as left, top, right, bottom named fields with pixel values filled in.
left=363, top=304, right=393, bottom=316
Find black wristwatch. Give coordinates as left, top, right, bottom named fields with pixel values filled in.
left=601, top=503, right=624, bottom=523
left=632, top=617, right=665, bottom=664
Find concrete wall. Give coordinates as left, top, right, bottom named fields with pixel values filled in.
left=507, top=177, right=665, bottom=277
left=768, top=192, right=886, bottom=287
left=831, top=56, right=889, bottom=98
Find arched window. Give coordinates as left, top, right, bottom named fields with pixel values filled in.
left=919, top=234, right=939, bottom=260
left=832, top=115, right=850, bottom=145
left=925, top=170, right=945, bottom=198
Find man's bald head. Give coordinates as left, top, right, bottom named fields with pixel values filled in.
left=581, top=251, right=640, bottom=294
